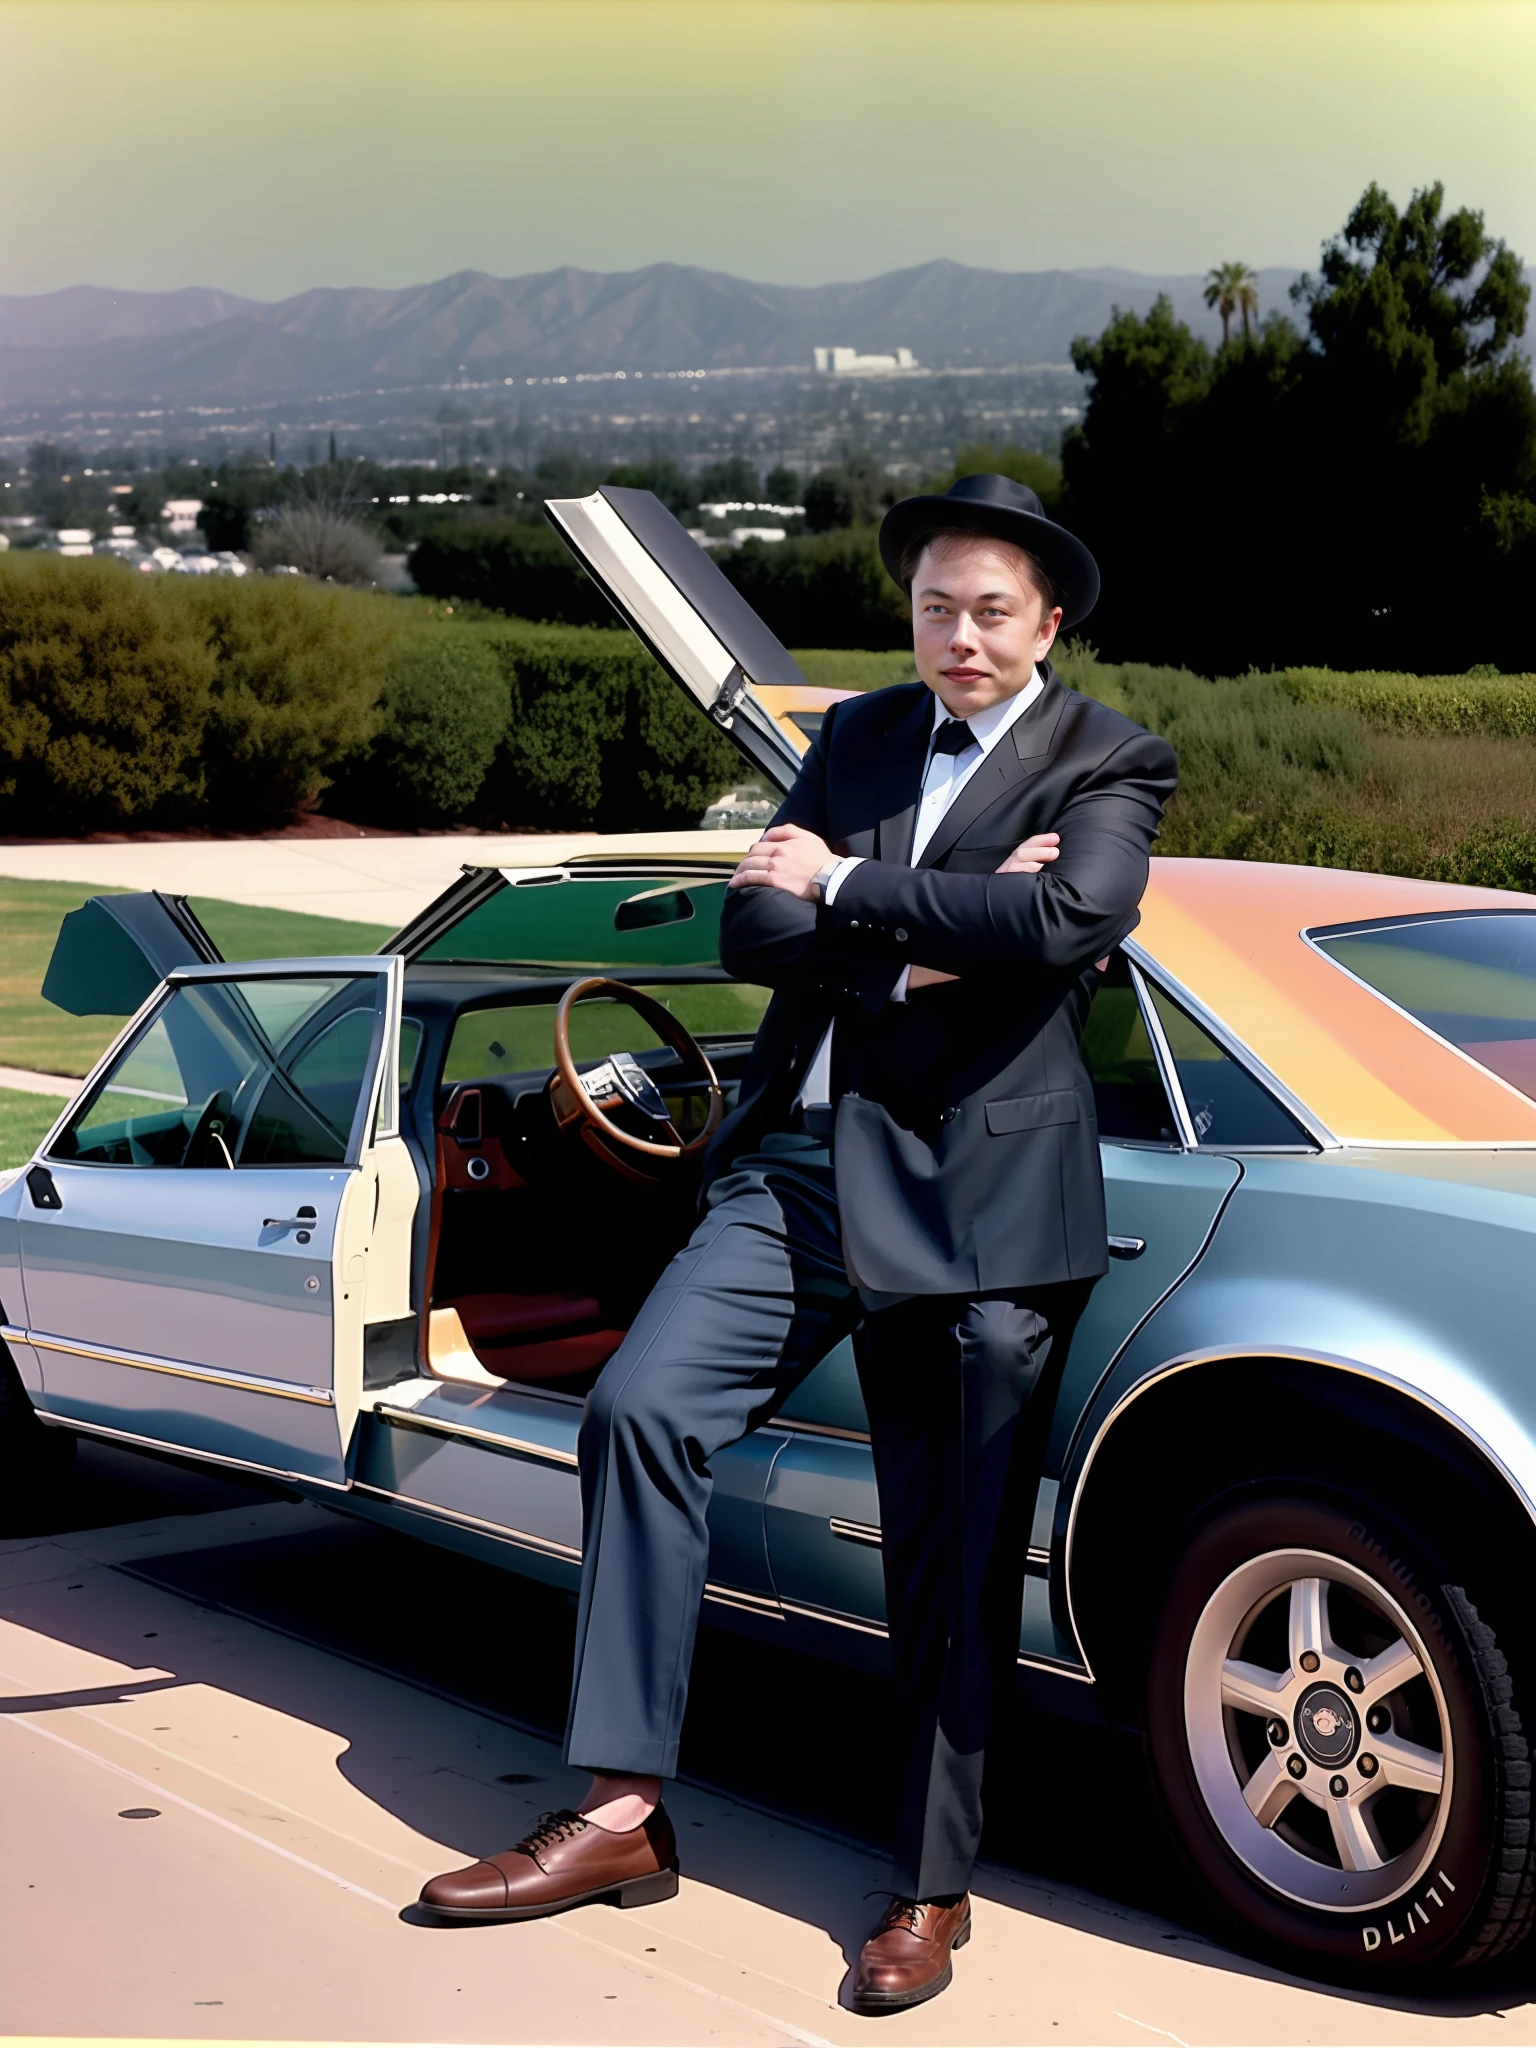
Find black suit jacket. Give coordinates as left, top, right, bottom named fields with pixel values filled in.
left=711, top=661, right=1179, bottom=1294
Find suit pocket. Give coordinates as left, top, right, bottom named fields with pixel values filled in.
left=985, top=1091, right=1081, bottom=1134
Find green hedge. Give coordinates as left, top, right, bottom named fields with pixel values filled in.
left=1056, top=648, right=1536, bottom=889
left=408, top=521, right=614, bottom=628
left=334, top=617, right=738, bottom=832
left=0, top=554, right=391, bottom=831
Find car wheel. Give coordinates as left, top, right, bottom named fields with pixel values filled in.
left=0, top=1338, right=73, bottom=1534
left=1147, top=1493, right=1536, bottom=1975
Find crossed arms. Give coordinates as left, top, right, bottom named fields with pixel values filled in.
left=720, top=725, right=1177, bottom=996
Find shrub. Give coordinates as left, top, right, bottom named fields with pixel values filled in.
left=480, top=622, right=738, bottom=830
left=181, top=575, right=395, bottom=824
left=716, top=528, right=910, bottom=649
left=0, top=554, right=399, bottom=832
left=409, top=520, right=614, bottom=627
left=340, top=631, right=510, bottom=826
left=0, top=553, right=214, bottom=829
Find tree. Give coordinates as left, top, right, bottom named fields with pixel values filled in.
left=802, top=450, right=898, bottom=531
left=604, top=457, right=695, bottom=520
left=1063, top=184, right=1536, bottom=670
left=1203, top=262, right=1259, bottom=346
left=696, top=456, right=760, bottom=503
left=764, top=464, right=801, bottom=505
left=924, top=442, right=1062, bottom=512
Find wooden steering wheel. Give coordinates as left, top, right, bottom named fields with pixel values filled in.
left=549, top=978, right=724, bottom=1178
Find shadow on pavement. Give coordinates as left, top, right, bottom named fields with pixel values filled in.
left=5, top=1452, right=1534, bottom=2026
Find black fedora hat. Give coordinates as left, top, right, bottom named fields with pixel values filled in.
left=879, top=473, right=1100, bottom=628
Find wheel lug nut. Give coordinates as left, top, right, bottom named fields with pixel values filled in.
left=1330, top=1774, right=1349, bottom=1797
left=1367, top=1706, right=1390, bottom=1735
left=1345, top=1667, right=1364, bottom=1693
left=1287, top=1754, right=1307, bottom=1779
left=1299, top=1651, right=1321, bottom=1673
left=1267, top=1718, right=1289, bottom=1747
left=1358, top=1752, right=1379, bottom=1778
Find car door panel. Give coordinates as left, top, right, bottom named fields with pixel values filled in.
left=17, top=958, right=405, bottom=1485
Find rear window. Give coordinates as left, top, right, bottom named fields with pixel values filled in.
left=1310, top=912, right=1536, bottom=1102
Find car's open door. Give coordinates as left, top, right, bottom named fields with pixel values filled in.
left=543, top=485, right=804, bottom=796
left=14, top=934, right=417, bottom=1488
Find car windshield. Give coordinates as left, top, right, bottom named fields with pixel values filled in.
left=1311, top=912, right=1536, bottom=1102
left=417, top=872, right=732, bottom=969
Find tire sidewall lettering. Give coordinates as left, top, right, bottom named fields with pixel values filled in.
left=1360, top=1871, right=1460, bottom=1954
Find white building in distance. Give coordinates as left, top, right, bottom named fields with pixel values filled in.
left=813, top=346, right=918, bottom=375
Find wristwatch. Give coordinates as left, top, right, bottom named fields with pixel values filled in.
left=811, top=860, right=842, bottom=902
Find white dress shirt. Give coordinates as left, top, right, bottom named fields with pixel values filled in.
left=796, top=670, right=1044, bottom=1110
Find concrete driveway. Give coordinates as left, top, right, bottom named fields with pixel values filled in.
left=3, top=1454, right=1534, bottom=2046
left=0, top=830, right=757, bottom=931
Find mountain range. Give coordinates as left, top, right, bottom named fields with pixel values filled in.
left=0, top=261, right=1305, bottom=405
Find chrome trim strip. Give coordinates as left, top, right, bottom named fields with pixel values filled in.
left=349, top=1482, right=582, bottom=1561
left=1300, top=922, right=1536, bottom=1125
left=373, top=1402, right=579, bottom=1468
left=702, top=1583, right=783, bottom=1618
left=21, top=1329, right=333, bottom=1405
left=1127, top=957, right=1199, bottom=1149
left=779, top=1598, right=888, bottom=1639
left=777, top=1417, right=872, bottom=1445
left=829, top=1516, right=881, bottom=1548
left=1061, top=1344, right=1536, bottom=1685
left=1125, top=941, right=1339, bottom=1150
left=35, top=1411, right=350, bottom=1488
left=1016, top=1651, right=1093, bottom=1683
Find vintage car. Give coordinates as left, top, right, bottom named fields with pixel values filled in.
left=4, top=484, right=1536, bottom=1982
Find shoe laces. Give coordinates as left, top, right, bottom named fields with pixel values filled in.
left=515, top=1809, right=587, bottom=1858
left=868, top=1892, right=927, bottom=1936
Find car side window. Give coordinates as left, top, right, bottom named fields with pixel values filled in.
left=1080, top=955, right=1180, bottom=1144
left=52, top=974, right=386, bottom=1169
left=1145, top=983, right=1313, bottom=1148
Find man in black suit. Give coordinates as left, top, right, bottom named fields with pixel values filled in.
left=420, top=476, right=1177, bottom=2012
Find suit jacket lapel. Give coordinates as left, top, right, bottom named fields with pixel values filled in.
left=874, top=687, right=935, bottom=862
left=916, top=672, right=1070, bottom=870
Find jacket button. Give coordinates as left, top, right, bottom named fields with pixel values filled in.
left=894, top=927, right=909, bottom=943
left=940, top=1107, right=958, bottom=1124
left=848, top=919, right=860, bottom=929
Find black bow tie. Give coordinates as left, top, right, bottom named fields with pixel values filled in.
left=929, top=718, right=976, bottom=760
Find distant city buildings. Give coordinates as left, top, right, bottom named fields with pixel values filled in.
left=813, top=346, right=918, bottom=375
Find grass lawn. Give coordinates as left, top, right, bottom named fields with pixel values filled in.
left=0, top=877, right=393, bottom=1079
left=0, top=1085, right=69, bottom=1171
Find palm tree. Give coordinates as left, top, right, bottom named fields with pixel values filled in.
left=1204, top=261, right=1259, bottom=346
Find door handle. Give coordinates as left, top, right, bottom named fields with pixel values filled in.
left=26, top=1166, right=62, bottom=1210
left=1107, top=1235, right=1146, bottom=1259
left=263, top=1205, right=318, bottom=1241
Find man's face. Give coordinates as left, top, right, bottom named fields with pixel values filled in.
left=911, top=536, right=1063, bottom=718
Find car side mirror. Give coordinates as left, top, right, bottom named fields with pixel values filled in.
left=614, top=887, right=694, bottom=933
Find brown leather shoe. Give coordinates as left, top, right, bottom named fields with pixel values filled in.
left=418, top=1807, right=679, bottom=1922
left=850, top=1894, right=971, bottom=2013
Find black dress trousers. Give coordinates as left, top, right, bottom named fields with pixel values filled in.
left=565, top=1131, right=1083, bottom=1902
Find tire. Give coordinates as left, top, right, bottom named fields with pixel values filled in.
left=0, top=1337, right=74, bottom=1535
left=1147, top=1494, right=1536, bottom=1977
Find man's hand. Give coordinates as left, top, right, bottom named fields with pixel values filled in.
left=995, top=830, right=1060, bottom=875
left=728, top=823, right=834, bottom=900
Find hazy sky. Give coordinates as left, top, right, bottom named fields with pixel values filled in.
left=4, top=1, right=1533, bottom=299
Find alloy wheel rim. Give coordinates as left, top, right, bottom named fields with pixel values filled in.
left=1183, top=1547, right=1452, bottom=1912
